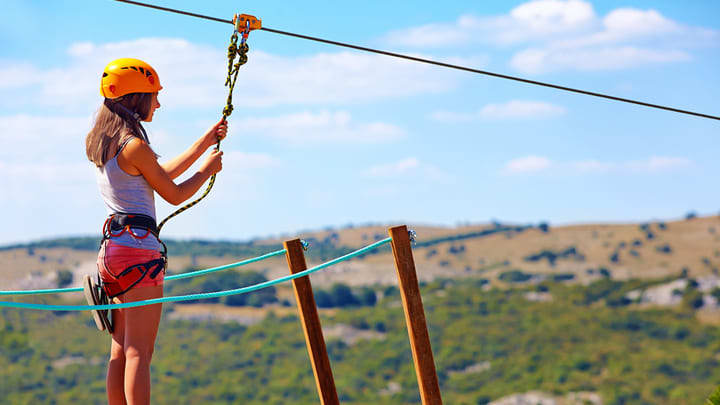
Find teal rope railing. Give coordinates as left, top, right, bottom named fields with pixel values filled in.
left=0, top=238, right=392, bottom=311
left=0, top=248, right=287, bottom=296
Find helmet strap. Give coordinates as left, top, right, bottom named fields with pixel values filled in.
left=104, top=98, right=150, bottom=145
left=105, top=98, right=142, bottom=121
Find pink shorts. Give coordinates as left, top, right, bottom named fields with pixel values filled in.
left=97, top=240, right=165, bottom=297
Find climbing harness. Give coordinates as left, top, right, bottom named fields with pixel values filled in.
left=100, top=213, right=168, bottom=299
left=85, top=213, right=168, bottom=333
left=156, top=13, right=260, bottom=233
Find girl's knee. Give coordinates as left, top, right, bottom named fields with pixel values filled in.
left=110, top=349, right=125, bottom=363
left=110, top=343, right=125, bottom=361
left=124, top=345, right=154, bottom=364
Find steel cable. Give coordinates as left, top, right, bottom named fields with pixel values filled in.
left=114, top=0, right=719, bottom=122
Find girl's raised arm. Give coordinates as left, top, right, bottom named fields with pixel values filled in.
left=161, top=119, right=227, bottom=180
left=119, top=137, right=223, bottom=205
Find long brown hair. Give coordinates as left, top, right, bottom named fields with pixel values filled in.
left=86, top=92, right=155, bottom=167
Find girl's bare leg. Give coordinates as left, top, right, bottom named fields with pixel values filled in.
left=108, top=302, right=127, bottom=405
left=119, top=285, right=163, bottom=405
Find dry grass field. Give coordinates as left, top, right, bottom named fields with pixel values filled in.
left=2, top=216, right=719, bottom=292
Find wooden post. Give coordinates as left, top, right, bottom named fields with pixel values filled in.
left=284, top=238, right=340, bottom=405
left=388, top=225, right=443, bottom=405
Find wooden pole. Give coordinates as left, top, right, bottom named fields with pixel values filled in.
left=283, top=238, right=340, bottom=405
left=388, top=225, right=443, bottom=405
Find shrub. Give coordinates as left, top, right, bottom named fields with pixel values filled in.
left=383, top=285, right=399, bottom=298
left=358, top=287, right=377, bottom=306
left=314, top=290, right=333, bottom=308
left=56, top=270, right=73, bottom=288
left=330, top=284, right=360, bottom=307
left=683, top=290, right=704, bottom=310
left=552, top=273, right=575, bottom=282
left=498, top=270, right=533, bottom=283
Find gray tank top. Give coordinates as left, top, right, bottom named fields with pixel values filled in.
left=96, top=139, right=162, bottom=251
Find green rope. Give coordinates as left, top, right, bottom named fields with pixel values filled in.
left=0, top=248, right=286, bottom=296
left=0, top=238, right=391, bottom=311
left=157, top=30, right=249, bottom=233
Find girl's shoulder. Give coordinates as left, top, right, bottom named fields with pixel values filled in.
left=117, top=136, right=150, bottom=176
left=119, top=134, right=144, bottom=150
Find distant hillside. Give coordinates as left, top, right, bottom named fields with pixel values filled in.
left=1, top=216, right=719, bottom=290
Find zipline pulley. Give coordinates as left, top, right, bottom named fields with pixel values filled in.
left=234, top=13, right=262, bottom=39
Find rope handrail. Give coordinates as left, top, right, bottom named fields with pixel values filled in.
left=0, top=248, right=287, bottom=296
left=0, top=238, right=392, bottom=311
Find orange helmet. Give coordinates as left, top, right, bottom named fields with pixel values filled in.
left=100, top=58, right=162, bottom=99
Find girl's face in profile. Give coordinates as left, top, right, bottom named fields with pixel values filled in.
left=145, top=92, right=161, bottom=122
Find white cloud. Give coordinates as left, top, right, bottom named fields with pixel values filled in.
left=571, top=159, right=614, bottom=173
left=568, top=156, right=692, bottom=173
left=1, top=38, right=463, bottom=112
left=480, top=100, right=566, bottom=119
left=508, top=0, right=596, bottom=39
left=364, top=157, right=420, bottom=177
left=626, top=156, right=692, bottom=172
left=503, top=156, right=553, bottom=174
left=503, top=155, right=693, bottom=175
left=510, top=46, right=690, bottom=74
left=0, top=62, right=44, bottom=89
left=0, top=160, right=96, bottom=207
left=235, top=110, right=405, bottom=144
left=598, top=8, right=682, bottom=42
left=383, top=0, right=716, bottom=74
left=223, top=151, right=281, bottom=170
left=363, top=157, right=452, bottom=182
left=431, top=100, right=565, bottom=122
left=0, top=115, right=93, bottom=161
left=385, top=0, right=596, bottom=47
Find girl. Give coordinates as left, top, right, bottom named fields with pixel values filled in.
left=85, top=57, right=227, bottom=405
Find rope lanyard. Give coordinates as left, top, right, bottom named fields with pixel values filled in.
left=113, top=0, right=720, bottom=122
left=157, top=18, right=253, bottom=233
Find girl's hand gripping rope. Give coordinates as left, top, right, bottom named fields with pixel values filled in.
left=200, top=149, right=223, bottom=176
left=202, top=118, right=228, bottom=150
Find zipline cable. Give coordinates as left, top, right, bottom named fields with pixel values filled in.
left=113, top=0, right=720, bottom=122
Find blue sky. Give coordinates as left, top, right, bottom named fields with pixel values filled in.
left=0, top=0, right=718, bottom=245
